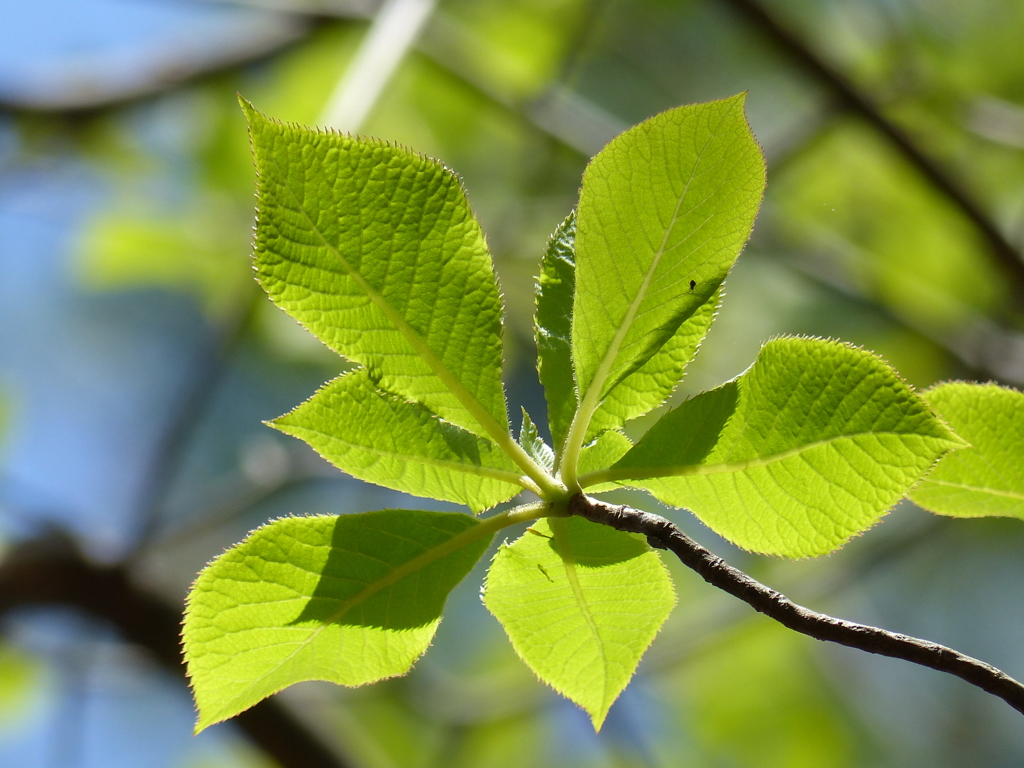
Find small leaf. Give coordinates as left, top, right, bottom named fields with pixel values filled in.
left=483, top=516, right=675, bottom=729
left=519, top=408, right=555, bottom=474
left=535, top=212, right=577, bottom=453
left=272, top=370, right=525, bottom=513
left=243, top=101, right=508, bottom=437
left=600, top=337, right=965, bottom=557
left=910, top=382, right=1024, bottom=519
left=184, top=510, right=493, bottom=731
left=571, top=94, right=765, bottom=438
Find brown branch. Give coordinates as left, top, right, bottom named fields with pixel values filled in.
left=717, top=0, right=1024, bottom=298
left=569, top=494, right=1024, bottom=717
left=0, top=536, right=352, bottom=768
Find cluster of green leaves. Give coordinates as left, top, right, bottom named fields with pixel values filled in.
left=182, top=93, right=1024, bottom=733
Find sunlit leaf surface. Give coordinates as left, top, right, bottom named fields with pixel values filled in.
left=605, top=338, right=965, bottom=557
left=272, top=369, right=523, bottom=513
left=911, top=382, right=1024, bottom=519
left=571, top=94, right=765, bottom=435
left=245, top=101, right=509, bottom=437
left=483, top=516, right=675, bottom=728
left=185, top=510, right=492, bottom=731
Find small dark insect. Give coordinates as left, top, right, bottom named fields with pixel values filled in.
left=537, top=564, right=553, bottom=581
left=689, top=279, right=696, bottom=291
left=526, top=527, right=552, bottom=539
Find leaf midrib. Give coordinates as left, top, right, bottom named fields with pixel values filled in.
left=563, top=121, right=720, bottom=484
left=549, top=518, right=611, bottom=716
left=919, top=478, right=1024, bottom=502
left=278, top=421, right=530, bottom=487
left=260, top=147, right=557, bottom=495
left=580, top=429, right=959, bottom=487
left=211, top=515, right=504, bottom=722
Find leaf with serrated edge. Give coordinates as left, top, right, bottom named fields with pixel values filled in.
left=184, top=510, right=493, bottom=731
left=594, top=337, right=965, bottom=557
left=587, top=287, right=721, bottom=441
left=483, top=516, right=675, bottom=729
left=243, top=100, right=508, bottom=438
left=536, top=214, right=723, bottom=457
left=911, top=383, right=1024, bottom=519
left=535, top=212, right=577, bottom=453
left=272, top=370, right=524, bottom=513
left=569, top=94, right=765, bottom=458
left=519, top=408, right=555, bottom=474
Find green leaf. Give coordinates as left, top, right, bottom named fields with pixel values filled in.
left=483, top=516, right=675, bottom=729
left=535, top=212, right=577, bottom=453
left=910, top=382, right=1024, bottom=519
left=578, top=430, right=634, bottom=493
left=243, top=101, right=508, bottom=438
left=271, top=370, right=525, bottom=513
left=535, top=213, right=723, bottom=456
left=184, top=510, right=493, bottom=731
left=568, top=94, right=765, bottom=456
left=586, top=286, right=721, bottom=440
left=597, top=337, right=965, bottom=557
left=519, top=408, right=555, bottom=474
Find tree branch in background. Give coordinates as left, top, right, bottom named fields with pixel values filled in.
left=569, top=494, right=1024, bottom=718
left=0, top=536, right=352, bottom=768
left=128, top=288, right=262, bottom=556
left=716, top=0, right=1024, bottom=298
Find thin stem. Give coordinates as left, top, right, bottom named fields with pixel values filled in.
left=488, top=500, right=561, bottom=529
left=570, top=494, right=1024, bottom=718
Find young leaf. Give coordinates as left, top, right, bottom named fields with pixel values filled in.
left=566, top=94, right=765, bottom=469
left=593, top=337, right=966, bottom=557
left=483, top=516, right=675, bottom=729
left=271, top=370, right=525, bottom=513
left=519, top=408, right=555, bottom=474
left=243, top=101, right=508, bottom=439
left=910, top=383, right=1024, bottom=519
left=184, top=510, right=493, bottom=731
left=535, top=213, right=723, bottom=455
left=535, top=212, right=577, bottom=452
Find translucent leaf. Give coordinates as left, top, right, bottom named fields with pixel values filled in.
left=586, top=286, right=720, bottom=440
left=571, top=94, right=765, bottom=434
left=184, top=510, right=493, bottom=731
left=600, top=337, right=965, bottom=557
left=483, top=516, right=675, bottom=729
left=244, top=101, right=508, bottom=437
left=272, top=370, right=524, bottom=513
left=578, top=430, right=633, bottom=493
left=536, top=213, right=723, bottom=457
left=910, top=382, right=1024, bottom=519
left=519, top=408, right=554, bottom=474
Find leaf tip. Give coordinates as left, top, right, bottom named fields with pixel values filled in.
left=237, top=94, right=261, bottom=125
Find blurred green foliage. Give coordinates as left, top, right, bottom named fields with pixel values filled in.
left=6, top=0, right=1024, bottom=765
